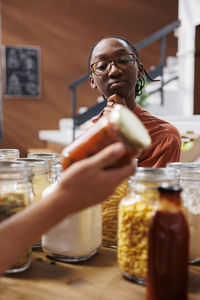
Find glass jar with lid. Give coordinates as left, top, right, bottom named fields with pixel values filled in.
left=41, top=183, right=102, bottom=262
left=117, top=167, right=178, bottom=285
left=0, top=149, right=20, bottom=160
left=27, top=153, right=61, bottom=182
left=17, top=158, right=52, bottom=248
left=166, top=162, right=200, bottom=264
left=0, top=161, right=32, bottom=273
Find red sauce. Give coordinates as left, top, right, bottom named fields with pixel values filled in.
left=147, top=210, right=189, bottom=300
left=61, top=121, right=137, bottom=170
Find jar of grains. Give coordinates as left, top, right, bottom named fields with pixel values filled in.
left=0, top=161, right=32, bottom=273
left=117, top=167, right=178, bottom=285
left=27, top=153, right=61, bottom=182
left=166, top=162, right=200, bottom=264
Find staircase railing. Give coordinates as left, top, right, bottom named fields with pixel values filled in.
left=69, top=19, right=181, bottom=140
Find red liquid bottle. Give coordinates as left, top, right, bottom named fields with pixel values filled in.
left=147, top=185, right=189, bottom=300
left=61, top=104, right=151, bottom=170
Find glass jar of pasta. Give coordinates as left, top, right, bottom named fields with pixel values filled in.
left=17, top=158, right=52, bottom=248
left=117, top=167, right=178, bottom=285
left=166, top=162, right=200, bottom=264
left=0, top=161, right=32, bottom=273
left=27, top=153, right=61, bottom=182
left=0, top=149, right=20, bottom=160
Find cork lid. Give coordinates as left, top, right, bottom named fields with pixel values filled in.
left=109, top=104, right=151, bottom=150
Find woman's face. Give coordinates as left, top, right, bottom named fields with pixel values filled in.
left=89, top=38, right=142, bottom=100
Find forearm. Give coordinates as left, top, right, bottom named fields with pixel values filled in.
left=0, top=186, right=73, bottom=275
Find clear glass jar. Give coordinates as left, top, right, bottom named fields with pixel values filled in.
left=0, top=149, right=20, bottom=160
left=117, top=167, right=178, bottom=285
left=17, top=158, right=52, bottom=248
left=166, top=162, right=200, bottom=264
left=42, top=182, right=102, bottom=262
left=0, top=161, right=32, bottom=273
left=27, top=153, right=61, bottom=182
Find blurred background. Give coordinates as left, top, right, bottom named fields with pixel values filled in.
left=0, top=0, right=199, bottom=161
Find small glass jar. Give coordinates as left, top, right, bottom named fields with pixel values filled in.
left=0, top=149, right=20, bottom=160
left=0, top=161, right=32, bottom=273
left=17, top=158, right=52, bottom=248
left=117, top=167, right=178, bottom=285
left=166, top=162, right=200, bottom=264
left=27, top=153, right=61, bottom=182
left=42, top=182, right=102, bottom=262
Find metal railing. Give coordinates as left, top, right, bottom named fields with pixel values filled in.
left=69, top=19, right=181, bottom=140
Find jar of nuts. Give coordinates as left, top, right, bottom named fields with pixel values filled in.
left=117, top=167, right=178, bottom=285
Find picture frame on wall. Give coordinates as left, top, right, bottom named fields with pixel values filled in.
left=3, top=45, right=41, bottom=98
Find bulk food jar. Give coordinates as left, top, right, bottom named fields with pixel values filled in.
left=0, top=161, right=32, bottom=273
left=0, top=149, right=20, bottom=160
left=17, top=158, right=51, bottom=248
left=117, top=167, right=178, bottom=285
left=27, top=153, right=61, bottom=182
left=166, top=162, right=200, bottom=264
left=42, top=182, right=102, bottom=262
left=61, top=104, right=151, bottom=248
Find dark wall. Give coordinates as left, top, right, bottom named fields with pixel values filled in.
left=0, top=0, right=178, bottom=156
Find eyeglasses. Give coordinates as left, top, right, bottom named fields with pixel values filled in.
left=90, top=54, right=137, bottom=76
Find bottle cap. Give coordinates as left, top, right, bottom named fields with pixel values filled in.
left=158, top=185, right=182, bottom=194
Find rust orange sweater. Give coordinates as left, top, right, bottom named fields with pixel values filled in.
left=133, top=105, right=181, bottom=168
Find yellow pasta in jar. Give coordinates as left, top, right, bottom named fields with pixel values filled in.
left=118, top=187, right=158, bottom=282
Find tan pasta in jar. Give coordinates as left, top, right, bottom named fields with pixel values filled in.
left=102, top=179, right=129, bottom=247
left=118, top=190, right=156, bottom=280
left=117, top=167, right=178, bottom=285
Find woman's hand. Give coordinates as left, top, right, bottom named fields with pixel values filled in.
left=92, top=94, right=126, bottom=123
left=57, top=142, right=136, bottom=212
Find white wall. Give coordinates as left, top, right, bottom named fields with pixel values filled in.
left=178, top=0, right=200, bottom=115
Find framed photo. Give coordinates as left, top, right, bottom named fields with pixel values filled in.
left=4, top=45, right=41, bottom=98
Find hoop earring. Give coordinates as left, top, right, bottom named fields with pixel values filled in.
left=135, top=76, right=145, bottom=96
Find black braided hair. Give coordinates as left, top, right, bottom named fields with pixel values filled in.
left=88, top=35, right=158, bottom=96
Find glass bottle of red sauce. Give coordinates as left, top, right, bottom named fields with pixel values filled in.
left=147, top=185, right=189, bottom=300
left=62, top=104, right=151, bottom=169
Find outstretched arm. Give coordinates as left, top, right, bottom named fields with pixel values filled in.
left=0, top=142, right=136, bottom=274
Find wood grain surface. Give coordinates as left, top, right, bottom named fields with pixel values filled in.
left=0, top=247, right=199, bottom=300
left=0, top=0, right=178, bottom=156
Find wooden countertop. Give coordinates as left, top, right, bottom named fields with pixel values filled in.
left=0, top=247, right=200, bottom=300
